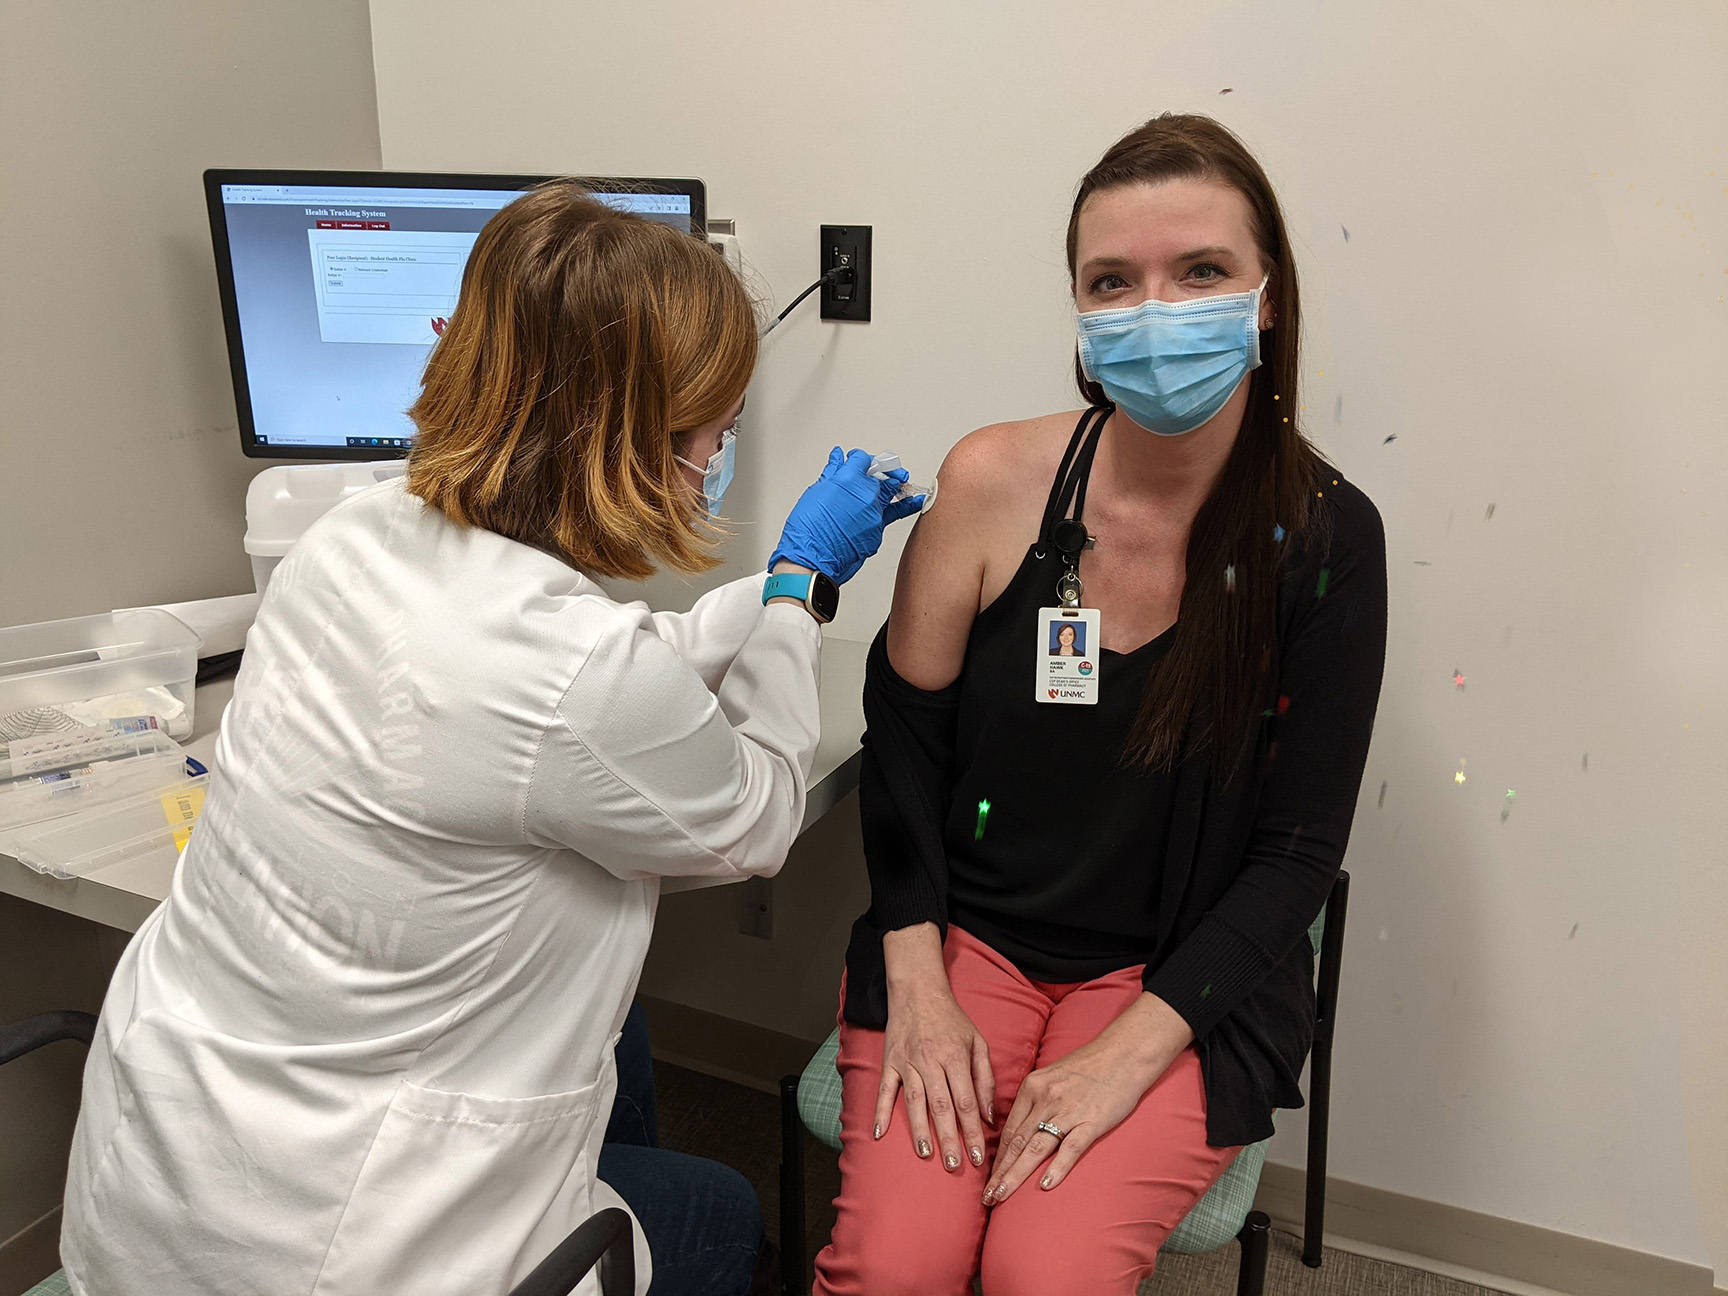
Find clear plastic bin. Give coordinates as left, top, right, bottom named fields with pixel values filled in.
left=6, top=773, right=210, bottom=879
left=0, top=609, right=202, bottom=741
left=0, top=728, right=189, bottom=835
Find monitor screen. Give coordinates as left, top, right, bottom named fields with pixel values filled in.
left=205, top=170, right=706, bottom=459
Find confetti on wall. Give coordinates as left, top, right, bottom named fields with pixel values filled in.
left=1341, top=225, right=1351, bottom=242
left=1484, top=503, right=1496, bottom=521
left=1378, top=780, right=1388, bottom=809
left=1455, top=758, right=1467, bottom=785
left=1500, top=789, right=1517, bottom=823
left=1453, top=670, right=1467, bottom=690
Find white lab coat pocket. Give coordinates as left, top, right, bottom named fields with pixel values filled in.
left=315, top=1077, right=616, bottom=1296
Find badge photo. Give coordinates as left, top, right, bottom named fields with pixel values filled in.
left=1036, top=606, right=1102, bottom=705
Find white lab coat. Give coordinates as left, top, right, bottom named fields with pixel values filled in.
left=60, top=480, right=821, bottom=1296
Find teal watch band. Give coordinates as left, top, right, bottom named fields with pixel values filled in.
left=763, top=570, right=838, bottom=623
left=762, top=573, right=815, bottom=605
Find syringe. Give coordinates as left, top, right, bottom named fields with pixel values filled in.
left=867, top=453, right=938, bottom=513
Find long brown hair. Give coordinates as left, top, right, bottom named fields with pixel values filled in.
left=1066, top=114, right=1330, bottom=778
left=406, top=180, right=756, bottom=580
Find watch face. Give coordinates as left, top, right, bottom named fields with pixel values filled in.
left=809, top=572, right=841, bottom=622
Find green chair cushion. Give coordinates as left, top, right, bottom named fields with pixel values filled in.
left=25, top=1270, right=72, bottom=1296
left=795, top=902, right=1329, bottom=1252
left=797, top=1029, right=845, bottom=1153
left=1161, top=1138, right=1270, bottom=1253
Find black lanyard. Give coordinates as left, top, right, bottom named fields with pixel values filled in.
left=1036, top=405, right=1112, bottom=606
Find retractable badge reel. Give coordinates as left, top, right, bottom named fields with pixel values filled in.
left=1037, top=517, right=1101, bottom=706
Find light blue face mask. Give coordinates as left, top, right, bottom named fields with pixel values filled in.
left=677, top=426, right=737, bottom=518
left=1076, top=277, right=1267, bottom=436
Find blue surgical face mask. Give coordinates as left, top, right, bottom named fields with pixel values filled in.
left=676, top=425, right=737, bottom=518
left=1076, top=277, right=1268, bottom=436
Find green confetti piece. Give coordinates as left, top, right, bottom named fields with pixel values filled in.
left=1200, top=984, right=1212, bottom=999
left=1315, top=567, right=1332, bottom=598
left=975, top=799, right=991, bottom=842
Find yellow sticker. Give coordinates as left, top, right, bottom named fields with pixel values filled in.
left=161, top=786, right=206, bottom=852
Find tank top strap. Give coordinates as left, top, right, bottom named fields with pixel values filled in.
left=1037, top=405, right=1112, bottom=562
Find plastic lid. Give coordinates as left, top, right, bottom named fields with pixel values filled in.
left=244, top=461, right=407, bottom=556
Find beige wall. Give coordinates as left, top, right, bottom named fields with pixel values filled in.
left=0, top=1, right=381, bottom=1282
left=367, top=0, right=1728, bottom=1281
left=0, top=1, right=382, bottom=626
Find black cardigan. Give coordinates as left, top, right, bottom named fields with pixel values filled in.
left=842, top=476, right=1388, bottom=1148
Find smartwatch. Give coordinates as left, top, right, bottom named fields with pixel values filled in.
left=762, top=571, right=840, bottom=624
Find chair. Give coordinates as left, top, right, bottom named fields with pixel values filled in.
left=778, top=870, right=1351, bottom=1296
left=6, top=1013, right=636, bottom=1296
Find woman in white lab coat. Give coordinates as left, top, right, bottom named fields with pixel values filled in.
left=59, top=182, right=919, bottom=1296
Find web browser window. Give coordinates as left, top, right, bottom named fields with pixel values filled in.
left=217, top=183, right=695, bottom=451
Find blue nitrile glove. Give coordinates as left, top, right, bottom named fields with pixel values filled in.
left=769, top=447, right=926, bottom=584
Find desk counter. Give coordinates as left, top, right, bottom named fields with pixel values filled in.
left=0, top=637, right=867, bottom=933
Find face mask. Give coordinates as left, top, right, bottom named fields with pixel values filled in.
left=676, top=426, right=736, bottom=518
left=1076, top=277, right=1267, bottom=436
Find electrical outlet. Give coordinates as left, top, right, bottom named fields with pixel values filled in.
left=819, top=224, right=872, bottom=322
left=738, top=876, right=773, bottom=939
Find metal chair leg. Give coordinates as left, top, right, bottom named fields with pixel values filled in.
left=1235, top=1210, right=1270, bottom=1296
left=779, top=1076, right=806, bottom=1296
left=1302, top=1035, right=1332, bottom=1267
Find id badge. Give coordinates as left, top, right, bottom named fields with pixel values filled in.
left=1036, top=607, right=1102, bottom=705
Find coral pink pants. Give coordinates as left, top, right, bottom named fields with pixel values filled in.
left=812, top=927, right=1241, bottom=1296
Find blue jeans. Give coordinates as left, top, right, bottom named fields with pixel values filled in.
left=597, top=1004, right=762, bottom=1296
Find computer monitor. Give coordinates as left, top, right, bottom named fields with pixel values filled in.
left=204, top=169, right=707, bottom=460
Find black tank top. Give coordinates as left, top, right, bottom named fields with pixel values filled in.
left=942, top=408, right=1177, bottom=984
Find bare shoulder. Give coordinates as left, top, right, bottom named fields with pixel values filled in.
left=890, top=411, right=1091, bottom=684
left=937, top=410, right=1085, bottom=504
left=896, top=410, right=1086, bottom=603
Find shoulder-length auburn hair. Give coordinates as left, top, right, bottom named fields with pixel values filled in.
left=1067, top=114, right=1331, bottom=778
left=406, top=180, right=756, bottom=580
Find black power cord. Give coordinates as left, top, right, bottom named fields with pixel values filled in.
left=760, top=263, right=853, bottom=337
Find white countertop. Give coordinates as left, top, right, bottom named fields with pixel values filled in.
left=0, top=636, right=869, bottom=933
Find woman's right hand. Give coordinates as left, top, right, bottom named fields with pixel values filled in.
left=876, top=924, right=995, bottom=1173
left=770, top=448, right=924, bottom=584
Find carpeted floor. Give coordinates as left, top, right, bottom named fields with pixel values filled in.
left=652, top=1060, right=1514, bottom=1296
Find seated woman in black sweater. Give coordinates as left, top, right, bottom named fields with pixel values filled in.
left=812, top=114, right=1387, bottom=1296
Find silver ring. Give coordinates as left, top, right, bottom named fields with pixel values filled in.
left=1036, top=1120, right=1065, bottom=1141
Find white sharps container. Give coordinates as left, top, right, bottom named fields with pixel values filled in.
left=243, top=461, right=408, bottom=594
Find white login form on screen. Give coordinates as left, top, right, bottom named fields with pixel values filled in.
left=306, top=227, right=478, bottom=344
